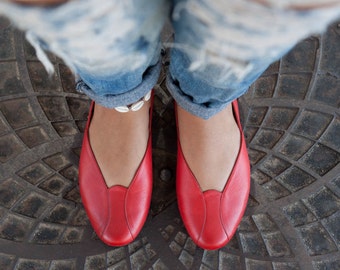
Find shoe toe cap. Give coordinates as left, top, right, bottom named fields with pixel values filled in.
left=196, top=190, right=229, bottom=250
left=93, top=186, right=130, bottom=246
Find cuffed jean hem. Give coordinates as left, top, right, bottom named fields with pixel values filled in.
left=166, top=75, right=248, bottom=120
left=76, top=61, right=161, bottom=108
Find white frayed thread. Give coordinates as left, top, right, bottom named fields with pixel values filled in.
left=26, top=31, right=55, bottom=75
left=170, top=0, right=340, bottom=83
left=250, top=0, right=340, bottom=9
left=1, top=0, right=165, bottom=77
left=164, top=41, right=254, bottom=83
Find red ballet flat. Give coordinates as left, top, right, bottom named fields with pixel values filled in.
left=176, top=100, right=250, bottom=250
left=79, top=96, right=153, bottom=246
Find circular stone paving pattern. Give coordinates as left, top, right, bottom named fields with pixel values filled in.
left=0, top=17, right=339, bottom=270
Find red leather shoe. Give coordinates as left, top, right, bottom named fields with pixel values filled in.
left=176, top=100, right=250, bottom=250
left=79, top=97, right=153, bottom=246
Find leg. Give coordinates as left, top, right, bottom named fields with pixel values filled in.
left=0, top=0, right=169, bottom=187
left=0, top=0, right=170, bottom=246
left=169, top=0, right=340, bottom=191
left=168, top=0, right=340, bottom=249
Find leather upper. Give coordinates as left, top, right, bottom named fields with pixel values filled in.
left=176, top=100, right=250, bottom=250
left=79, top=102, right=153, bottom=246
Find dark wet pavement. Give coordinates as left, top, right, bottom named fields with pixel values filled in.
left=0, top=16, right=339, bottom=270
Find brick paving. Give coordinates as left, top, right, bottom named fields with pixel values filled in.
left=0, top=15, right=339, bottom=270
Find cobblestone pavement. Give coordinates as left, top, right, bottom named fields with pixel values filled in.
left=0, top=15, right=339, bottom=270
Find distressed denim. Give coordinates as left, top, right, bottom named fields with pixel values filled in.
left=1, top=0, right=340, bottom=118
left=0, top=0, right=170, bottom=107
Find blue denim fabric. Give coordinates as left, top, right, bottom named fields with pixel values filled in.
left=167, top=0, right=340, bottom=118
left=1, top=0, right=340, bottom=118
left=0, top=0, right=170, bottom=108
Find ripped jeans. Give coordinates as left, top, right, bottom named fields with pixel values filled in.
left=1, top=0, right=340, bottom=119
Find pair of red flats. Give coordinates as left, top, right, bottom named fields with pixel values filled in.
left=79, top=97, right=250, bottom=250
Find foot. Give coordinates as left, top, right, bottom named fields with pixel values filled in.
left=88, top=100, right=150, bottom=188
left=177, top=103, right=240, bottom=192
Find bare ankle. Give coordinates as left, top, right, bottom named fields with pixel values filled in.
left=177, top=104, right=240, bottom=192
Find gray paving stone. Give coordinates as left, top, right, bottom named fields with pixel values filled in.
left=272, top=262, right=300, bottom=270
left=130, top=248, right=149, bottom=270
left=12, top=191, right=50, bottom=218
left=17, top=162, right=54, bottom=185
left=107, top=247, right=126, bottom=266
left=247, top=148, right=266, bottom=166
left=52, top=121, right=79, bottom=137
left=276, top=74, right=311, bottom=99
left=303, top=187, right=340, bottom=219
left=0, top=21, right=15, bottom=60
left=202, top=250, right=218, bottom=269
left=252, top=128, right=284, bottom=149
left=59, top=165, right=79, bottom=182
left=247, top=107, right=268, bottom=126
left=321, top=212, right=340, bottom=248
left=0, top=133, right=23, bottom=162
left=1, top=98, right=37, bottom=129
left=245, top=258, right=272, bottom=270
left=251, top=169, right=271, bottom=185
left=312, top=73, right=340, bottom=108
left=277, top=166, right=316, bottom=192
left=262, top=179, right=291, bottom=201
left=60, top=226, right=84, bottom=244
left=293, top=110, right=333, bottom=140
left=14, top=259, right=50, bottom=270
left=218, top=252, right=242, bottom=270
left=281, top=37, right=318, bottom=73
left=16, top=125, right=50, bottom=148
left=259, top=156, right=291, bottom=178
left=321, top=118, right=340, bottom=150
left=262, top=232, right=292, bottom=257
left=43, top=153, right=72, bottom=171
left=38, top=96, right=72, bottom=122
left=30, top=222, right=65, bottom=244
left=239, top=232, right=268, bottom=256
left=0, top=62, right=25, bottom=96
left=128, top=239, right=143, bottom=254
left=43, top=203, right=75, bottom=224
left=169, top=241, right=181, bottom=257
left=151, top=259, right=168, bottom=270
left=145, top=243, right=157, bottom=260
left=183, top=238, right=196, bottom=256
left=252, top=214, right=278, bottom=232
left=38, top=174, right=72, bottom=196
left=283, top=201, right=318, bottom=227
left=0, top=252, right=15, bottom=270
left=84, top=254, right=106, bottom=270
left=178, top=250, right=194, bottom=269
left=0, top=214, right=33, bottom=242
left=174, top=231, right=187, bottom=247
left=68, top=207, right=88, bottom=226
left=49, top=260, right=77, bottom=270
left=278, top=134, right=314, bottom=161
left=299, top=223, right=338, bottom=256
left=312, top=259, right=340, bottom=270
left=301, top=143, right=340, bottom=176
left=263, top=107, right=298, bottom=130
left=0, top=178, right=25, bottom=208
left=27, top=61, right=62, bottom=93
left=0, top=115, right=10, bottom=136
left=251, top=75, right=277, bottom=98
left=107, top=260, right=129, bottom=270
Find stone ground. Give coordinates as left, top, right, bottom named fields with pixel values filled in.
left=0, top=15, right=339, bottom=270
